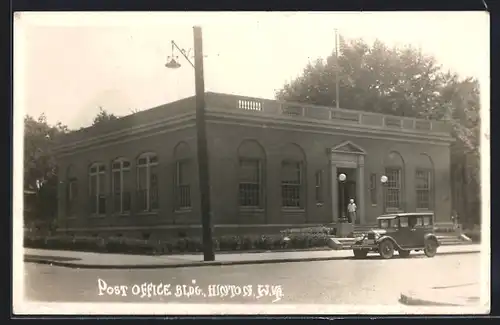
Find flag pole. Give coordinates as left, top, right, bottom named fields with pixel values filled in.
left=335, top=29, right=340, bottom=109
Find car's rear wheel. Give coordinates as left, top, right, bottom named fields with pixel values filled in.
left=398, top=250, right=411, bottom=258
left=353, top=249, right=368, bottom=259
left=424, top=238, right=438, bottom=258
left=378, top=240, right=395, bottom=259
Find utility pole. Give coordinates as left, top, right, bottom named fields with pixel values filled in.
left=193, top=26, right=215, bottom=261
left=334, top=29, right=340, bottom=109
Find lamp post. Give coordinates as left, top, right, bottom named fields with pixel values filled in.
left=165, top=27, right=215, bottom=261
left=381, top=175, right=388, bottom=213
left=338, top=173, right=347, bottom=222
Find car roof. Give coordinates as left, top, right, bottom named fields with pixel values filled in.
left=377, top=212, right=434, bottom=220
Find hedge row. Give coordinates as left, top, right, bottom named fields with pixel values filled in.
left=281, top=226, right=335, bottom=235
left=24, top=233, right=332, bottom=255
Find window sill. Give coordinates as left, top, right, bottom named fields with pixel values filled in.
left=371, top=204, right=377, bottom=207
left=136, top=211, right=159, bottom=216
left=416, top=208, right=433, bottom=213
left=239, top=207, right=265, bottom=213
left=281, top=208, right=306, bottom=213
left=316, top=203, right=324, bottom=207
left=174, top=209, right=193, bottom=214
left=88, top=214, right=106, bottom=219
left=66, top=216, right=78, bottom=220
left=113, top=213, right=131, bottom=217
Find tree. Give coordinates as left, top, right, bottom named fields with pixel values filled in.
left=24, top=114, right=69, bottom=229
left=439, top=76, right=481, bottom=227
left=277, top=38, right=446, bottom=118
left=92, top=106, right=119, bottom=126
left=276, top=37, right=481, bottom=226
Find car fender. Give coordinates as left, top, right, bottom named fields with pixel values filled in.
left=376, top=236, right=403, bottom=251
left=424, top=233, right=440, bottom=247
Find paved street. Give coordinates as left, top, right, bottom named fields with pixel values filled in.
left=24, top=252, right=482, bottom=305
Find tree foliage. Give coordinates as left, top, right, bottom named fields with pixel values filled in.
left=92, top=106, right=119, bottom=126
left=276, top=37, right=481, bottom=225
left=24, top=114, right=69, bottom=228
left=24, top=108, right=123, bottom=229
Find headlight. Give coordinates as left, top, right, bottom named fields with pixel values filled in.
left=374, top=232, right=381, bottom=239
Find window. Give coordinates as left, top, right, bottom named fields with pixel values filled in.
left=239, top=159, right=261, bottom=208
left=423, top=215, right=432, bottom=226
left=137, top=153, right=159, bottom=212
left=112, top=159, right=131, bottom=214
left=369, top=173, right=377, bottom=205
left=399, top=217, right=409, bottom=228
left=67, top=178, right=78, bottom=217
left=415, top=217, right=423, bottom=227
left=385, top=168, right=402, bottom=210
left=315, top=170, right=323, bottom=204
left=89, top=163, right=107, bottom=215
left=176, top=160, right=191, bottom=210
left=281, top=161, right=302, bottom=208
left=379, top=218, right=398, bottom=229
left=416, top=169, right=431, bottom=209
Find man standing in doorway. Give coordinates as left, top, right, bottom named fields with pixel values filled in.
left=347, top=198, right=357, bottom=224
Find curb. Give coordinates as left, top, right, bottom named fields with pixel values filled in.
left=24, top=249, right=480, bottom=270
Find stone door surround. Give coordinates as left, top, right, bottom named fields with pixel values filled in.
left=328, top=141, right=366, bottom=224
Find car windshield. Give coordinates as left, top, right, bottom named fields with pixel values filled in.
left=378, top=218, right=398, bottom=229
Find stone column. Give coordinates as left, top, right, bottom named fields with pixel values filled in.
left=330, top=162, right=338, bottom=223
left=357, top=156, right=365, bottom=224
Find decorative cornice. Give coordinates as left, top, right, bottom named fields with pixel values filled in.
left=55, top=104, right=454, bottom=158
left=54, top=113, right=196, bottom=156
left=208, top=111, right=454, bottom=145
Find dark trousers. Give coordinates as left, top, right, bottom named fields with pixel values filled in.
left=348, top=211, right=356, bottom=223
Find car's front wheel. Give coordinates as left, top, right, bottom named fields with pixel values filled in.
left=378, top=240, right=395, bottom=259
left=353, top=249, right=368, bottom=259
left=424, top=238, right=438, bottom=258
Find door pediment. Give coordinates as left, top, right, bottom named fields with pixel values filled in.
left=330, top=141, right=366, bottom=155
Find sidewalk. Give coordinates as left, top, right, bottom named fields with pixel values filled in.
left=399, top=282, right=485, bottom=307
left=23, top=244, right=481, bottom=269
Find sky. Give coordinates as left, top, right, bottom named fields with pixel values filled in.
left=15, top=12, right=489, bottom=129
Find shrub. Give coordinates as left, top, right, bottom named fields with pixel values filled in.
left=24, top=232, right=332, bottom=255
left=72, top=236, right=104, bottom=252
left=185, top=237, right=203, bottom=252
left=281, top=226, right=334, bottom=236
left=24, top=235, right=45, bottom=248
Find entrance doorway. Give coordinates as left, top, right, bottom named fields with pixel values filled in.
left=337, top=168, right=358, bottom=223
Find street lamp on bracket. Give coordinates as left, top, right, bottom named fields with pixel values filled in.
left=165, top=40, right=195, bottom=69
left=165, top=28, right=215, bottom=262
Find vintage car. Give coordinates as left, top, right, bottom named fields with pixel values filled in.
left=351, top=212, right=439, bottom=259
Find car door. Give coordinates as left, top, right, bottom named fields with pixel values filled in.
left=412, top=215, right=426, bottom=247
left=394, top=216, right=412, bottom=248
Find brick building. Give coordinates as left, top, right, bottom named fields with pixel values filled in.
left=53, top=92, right=454, bottom=239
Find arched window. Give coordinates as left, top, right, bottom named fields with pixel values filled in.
left=112, top=158, right=131, bottom=214
left=384, top=151, right=405, bottom=211
left=88, top=162, right=107, bottom=215
left=174, top=142, right=192, bottom=210
left=136, top=153, right=159, bottom=212
left=281, top=143, right=306, bottom=209
left=237, top=140, right=266, bottom=208
left=415, top=154, right=434, bottom=210
left=66, top=165, right=78, bottom=218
